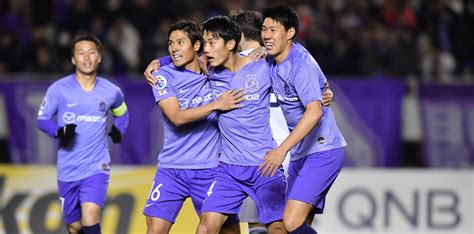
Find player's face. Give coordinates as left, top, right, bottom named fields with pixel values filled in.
left=168, top=30, right=199, bottom=68
left=262, top=18, right=294, bottom=62
left=203, top=30, right=232, bottom=67
left=71, top=40, right=101, bottom=75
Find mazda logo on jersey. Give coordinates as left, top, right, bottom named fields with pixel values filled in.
left=212, top=90, right=223, bottom=99
left=178, top=98, right=189, bottom=109
left=62, top=112, right=76, bottom=124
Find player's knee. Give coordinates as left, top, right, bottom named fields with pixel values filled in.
left=146, top=217, right=171, bottom=234
left=81, top=214, right=100, bottom=226
left=147, top=225, right=167, bottom=234
left=283, top=216, right=305, bottom=232
left=197, top=219, right=222, bottom=234
left=81, top=204, right=101, bottom=226
left=196, top=222, right=212, bottom=234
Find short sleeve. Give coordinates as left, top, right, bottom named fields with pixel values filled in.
left=291, top=61, right=323, bottom=106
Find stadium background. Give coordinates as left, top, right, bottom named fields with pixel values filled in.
left=0, top=0, right=473, bottom=233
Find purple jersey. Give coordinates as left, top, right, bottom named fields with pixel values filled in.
left=269, top=42, right=347, bottom=161
left=209, top=60, right=277, bottom=166
left=37, top=75, right=124, bottom=181
left=152, top=64, right=220, bottom=169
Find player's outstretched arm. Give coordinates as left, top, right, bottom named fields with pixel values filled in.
left=259, top=100, right=322, bottom=176
left=158, top=89, right=245, bottom=127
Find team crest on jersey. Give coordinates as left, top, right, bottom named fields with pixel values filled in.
left=245, top=75, right=259, bottom=92
left=99, top=100, right=106, bottom=112
left=155, top=75, right=168, bottom=90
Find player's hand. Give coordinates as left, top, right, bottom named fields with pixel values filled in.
left=322, top=82, right=334, bottom=106
left=258, top=147, right=287, bottom=177
left=144, top=59, right=161, bottom=87
left=198, top=55, right=209, bottom=75
left=108, top=125, right=122, bottom=143
left=213, top=88, right=246, bottom=111
left=56, top=124, right=76, bottom=148
left=248, top=46, right=267, bottom=61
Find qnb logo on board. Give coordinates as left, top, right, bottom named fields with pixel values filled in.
left=62, top=112, right=105, bottom=123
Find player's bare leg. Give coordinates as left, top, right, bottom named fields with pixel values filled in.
left=80, top=202, right=102, bottom=233
left=67, top=221, right=82, bottom=234
left=146, top=216, right=173, bottom=234
left=219, top=223, right=240, bottom=234
left=196, top=212, right=228, bottom=234
left=282, top=199, right=314, bottom=232
left=266, top=221, right=286, bottom=234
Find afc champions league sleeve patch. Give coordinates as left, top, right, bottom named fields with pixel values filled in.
left=154, top=75, right=168, bottom=95
left=38, top=97, right=47, bottom=116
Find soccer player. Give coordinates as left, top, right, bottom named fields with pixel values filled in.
left=37, top=34, right=129, bottom=234
left=258, top=4, right=347, bottom=234
left=196, top=16, right=286, bottom=234
left=142, top=20, right=243, bottom=234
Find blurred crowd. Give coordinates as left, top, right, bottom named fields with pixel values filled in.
left=0, top=0, right=473, bottom=82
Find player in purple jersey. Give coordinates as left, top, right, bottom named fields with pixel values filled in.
left=37, top=35, right=129, bottom=234
left=258, top=5, right=347, bottom=234
left=142, top=20, right=244, bottom=234
left=196, top=16, right=286, bottom=234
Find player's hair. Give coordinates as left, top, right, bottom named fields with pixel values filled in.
left=70, top=34, right=103, bottom=56
left=262, top=4, right=299, bottom=39
left=203, top=15, right=241, bottom=53
left=168, top=20, right=203, bottom=52
left=229, top=10, right=263, bottom=45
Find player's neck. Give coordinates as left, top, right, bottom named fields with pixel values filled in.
left=225, top=53, right=248, bottom=72
left=274, top=40, right=293, bottom=64
left=182, top=57, right=201, bottom=74
left=75, top=72, right=97, bottom=92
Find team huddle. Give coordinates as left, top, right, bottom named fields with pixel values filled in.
left=37, top=4, right=346, bottom=234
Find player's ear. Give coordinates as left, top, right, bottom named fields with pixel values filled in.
left=194, top=40, right=201, bottom=52
left=226, top=39, right=236, bottom=51
left=98, top=54, right=102, bottom=63
left=71, top=56, right=76, bottom=66
left=287, top=27, right=296, bottom=40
